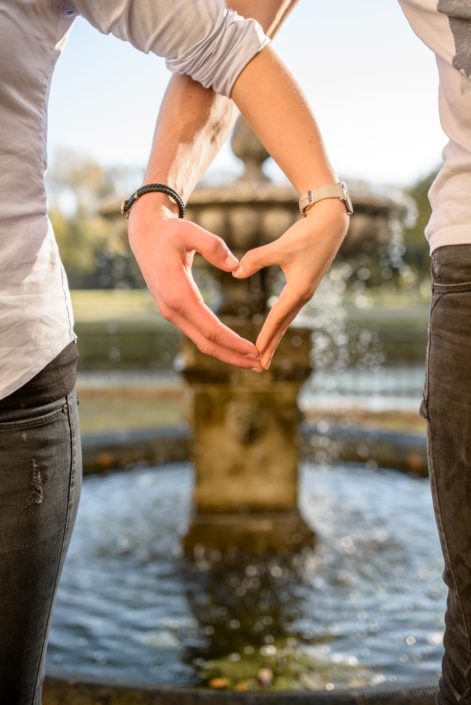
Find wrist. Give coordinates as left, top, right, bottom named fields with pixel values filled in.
left=129, top=191, right=180, bottom=221
left=127, top=194, right=179, bottom=256
left=304, top=196, right=350, bottom=221
left=302, top=198, right=350, bottom=244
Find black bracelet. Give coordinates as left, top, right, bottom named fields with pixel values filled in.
left=120, top=183, right=185, bottom=219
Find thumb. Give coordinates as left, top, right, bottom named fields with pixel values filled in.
left=183, top=222, right=240, bottom=271
left=232, top=242, right=281, bottom=279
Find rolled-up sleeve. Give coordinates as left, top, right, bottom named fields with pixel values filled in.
left=69, top=0, right=270, bottom=97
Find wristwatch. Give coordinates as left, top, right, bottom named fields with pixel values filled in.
left=299, top=181, right=354, bottom=217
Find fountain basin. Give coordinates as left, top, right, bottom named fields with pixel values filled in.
left=44, top=460, right=443, bottom=701
left=80, top=423, right=428, bottom=478
left=44, top=675, right=437, bottom=704
left=63, top=108, right=427, bottom=703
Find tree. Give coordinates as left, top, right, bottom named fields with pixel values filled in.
left=46, top=149, right=145, bottom=288
left=402, top=168, right=438, bottom=279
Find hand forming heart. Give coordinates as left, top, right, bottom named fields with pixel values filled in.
left=233, top=198, right=349, bottom=369
left=128, top=196, right=348, bottom=373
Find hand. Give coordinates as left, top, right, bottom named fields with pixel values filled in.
left=127, top=198, right=263, bottom=371
left=232, top=199, right=350, bottom=369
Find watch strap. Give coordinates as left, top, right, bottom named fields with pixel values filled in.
left=299, top=181, right=353, bottom=216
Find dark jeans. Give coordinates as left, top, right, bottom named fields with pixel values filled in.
left=0, top=387, right=82, bottom=705
left=420, top=244, right=471, bottom=704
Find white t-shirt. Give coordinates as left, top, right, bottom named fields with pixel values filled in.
left=398, top=0, right=471, bottom=253
left=0, top=0, right=269, bottom=401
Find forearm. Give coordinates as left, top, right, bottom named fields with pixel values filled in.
left=231, top=46, right=337, bottom=194
left=140, top=1, right=297, bottom=213
left=141, top=76, right=236, bottom=206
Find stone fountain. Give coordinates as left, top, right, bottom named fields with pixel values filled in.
left=42, top=123, right=442, bottom=704
left=180, top=117, right=409, bottom=556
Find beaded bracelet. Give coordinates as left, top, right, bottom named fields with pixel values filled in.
left=120, top=183, right=185, bottom=219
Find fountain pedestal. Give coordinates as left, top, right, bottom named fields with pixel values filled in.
left=181, top=319, right=315, bottom=554
left=177, top=116, right=409, bottom=555
left=179, top=118, right=320, bottom=554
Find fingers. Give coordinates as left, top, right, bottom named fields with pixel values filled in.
left=159, top=266, right=263, bottom=367
left=168, top=308, right=263, bottom=370
left=183, top=222, right=241, bottom=272
left=184, top=271, right=261, bottom=355
left=255, top=283, right=309, bottom=369
left=232, top=240, right=283, bottom=279
left=132, top=218, right=263, bottom=369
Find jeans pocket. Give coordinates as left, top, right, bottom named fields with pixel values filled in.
left=419, top=289, right=443, bottom=422
left=432, top=245, right=471, bottom=291
left=0, top=395, right=68, bottom=431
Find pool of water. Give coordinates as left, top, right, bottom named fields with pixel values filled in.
left=300, top=365, right=425, bottom=412
left=46, top=462, right=445, bottom=692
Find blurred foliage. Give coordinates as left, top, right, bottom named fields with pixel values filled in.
left=51, top=208, right=117, bottom=278
left=47, top=149, right=145, bottom=288
left=342, top=168, right=437, bottom=294
left=402, top=168, right=437, bottom=278
left=48, top=149, right=438, bottom=291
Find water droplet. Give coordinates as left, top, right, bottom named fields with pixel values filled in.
left=261, top=644, right=277, bottom=656
left=427, top=632, right=443, bottom=646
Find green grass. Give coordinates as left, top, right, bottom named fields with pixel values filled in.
left=70, top=288, right=430, bottom=370
left=76, top=387, right=426, bottom=437
left=69, top=289, right=429, bottom=435
left=71, top=287, right=431, bottom=325
left=78, top=396, right=185, bottom=434
left=71, top=288, right=162, bottom=323
left=71, top=290, right=180, bottom=370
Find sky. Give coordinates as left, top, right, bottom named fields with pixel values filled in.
left=47, top=1, right=446, bottom=189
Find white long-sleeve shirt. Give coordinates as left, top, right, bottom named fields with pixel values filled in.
left=398, top=0, right=471, bottom=253
left=0, top=0, right=269, bottom=400
left=1, top=1, right=470, bottom=401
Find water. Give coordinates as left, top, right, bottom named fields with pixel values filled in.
left=78, top=365, right=425, bottom=413
left=46, top=462, right=445, bottom=692
left=300, top=364, right=425, bottom=412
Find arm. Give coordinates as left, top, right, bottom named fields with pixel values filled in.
left=128, top=1, right=298, bottom=371
left=134, top=0, right=298, bottom=203
left=230, top=47, right=350, bottom=369
left=69, top=0, right=294, bottom=369
left=130, top=13, right=348, bottom=370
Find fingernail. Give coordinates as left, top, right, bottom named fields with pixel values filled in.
left=245, top=353, right=260, bottom=361
left=232, top=265, right=245, bottom=278
left=225, top=253, right=239, bottom=266
left=251, top=367, right=263, bottom=373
